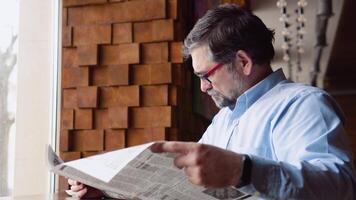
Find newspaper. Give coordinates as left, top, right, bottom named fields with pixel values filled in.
left=47, top=143, right=251, bottom=200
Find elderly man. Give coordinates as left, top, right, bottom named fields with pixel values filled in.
left=69, top=4, right=356, bottom=199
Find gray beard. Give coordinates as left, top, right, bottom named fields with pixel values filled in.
left=207, top=89, right=236, bottom=109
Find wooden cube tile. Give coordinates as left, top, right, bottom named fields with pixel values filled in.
left=62, top=48, right=78, bottom=68
left=62, top=8, right=68, bottom=27
left=62, top=67, right=89, bottom=88
left=83, top=130, right=104, bottom=151
left=99, top=87, right=116, bottom=108
left=116, top=43, right=140, bottom=65
left=110, top=0, right=166, bottom=23
left=91, top=66, right=108, bottom=86
left=82, top=151, right=102, bottom=158
left=72, top=130, right=104, bottom=151
left=130, top=106, right=172, bottom=128
left=63, top=89, right=77, bottom=109
left=77, top=86, right=98, bottom=108
left=169, top=86, right=180, bottom=106
left=131, top=65, right=151, bottom=85
left=62, top=26, right=72, bottom=47
left=100, top=44, right=140, bottom=65
left=170, top=42, right=183, bottom=63
left=94, top=109, right=109, bottom=129
left=63, top=0, right=107, bottom=7
left=60, top=130, right=72, bottom=151
left=152, top=19, right=174, bottom=42
left=145, top=127, right=167, bottom=140
left=105, top=129, right=126, bottom=150
left=73, top=24, right=111, bottom=46
left=144, top=0, right=166, bottom=20
left=60, top=151, right=81, bottom=161
left=126, top=129, right=145, bottom=146
left=115, top=85, right=140, bottom=107
left=108, top=65, right=129, bottom=86
left=113, top=23, right=132, bottom=44
left=74, top=109, right=93, bottom=130
left=133, top=19, right=173, bottom=43
left=68, top=0, right=165, bottom=25
left=133, top=21, right=151, bottom=43
left=78, top=67, right=90, bottom=87
left=82, top=151, right=100, bottom=158
left=150, top=63, right=172, bottom=84
left=141, top=85, right=169, bottom=106
left=77, top=45, right=98, bottom=66
left=141, top=42, right=168, bottom=64
left=68, top=5, right=108, bottom=26
left=108, top=107, right=128, bottom=129
left=61, top=109, right=74, bottom=130
left=127, top=127, right=166, bottom=146
left=168, top=0, right=178, bottom=19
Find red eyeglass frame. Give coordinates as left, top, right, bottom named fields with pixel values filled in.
left=199, top=63, right=224, bottom=84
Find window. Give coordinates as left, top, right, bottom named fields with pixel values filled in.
left=0, top=0, right=19, bottom=197
left=0, top=0, right=59, bottom=197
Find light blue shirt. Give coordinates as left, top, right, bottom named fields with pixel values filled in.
left=199, top=69, right=356, bottom=199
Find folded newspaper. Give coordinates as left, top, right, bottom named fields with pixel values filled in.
left=48, top=142, right=251, bottom=200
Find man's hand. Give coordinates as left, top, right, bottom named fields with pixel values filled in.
left=67, top=179, right=104, bottom=199
left=151, top=141, right=244, bottom=188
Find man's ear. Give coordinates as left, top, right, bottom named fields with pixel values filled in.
left=235, top=50, right=253, bottom=75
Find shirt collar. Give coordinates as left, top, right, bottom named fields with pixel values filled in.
left=230, top=68, right=287, bottom=118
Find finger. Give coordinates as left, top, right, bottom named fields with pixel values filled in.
left=65, top=189, right=76, bottom=196
left=76, top=187, right=88, bottom=198
left=68, top=179, right=81, bottom=186
left=151, top=141, right=193, bottom=154
left=185, top=166, right=204, bottom=186
left=174, top=154, right=186, bottom=169
left=68, top=179, right=75, bottom=185
left=174, top=153, right=199, bottom=168
left=71, top=184, right=84, bottom=192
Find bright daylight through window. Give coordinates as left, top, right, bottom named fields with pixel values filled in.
left=0, top=0, right=19, bottom=197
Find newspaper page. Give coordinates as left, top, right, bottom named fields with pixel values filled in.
left=48, top=144, right=251, bottom=200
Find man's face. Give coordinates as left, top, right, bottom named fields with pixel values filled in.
left=191, top=45, right=246, bottom=109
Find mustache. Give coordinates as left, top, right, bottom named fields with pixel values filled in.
left=207, top=89, right=220, bottom=96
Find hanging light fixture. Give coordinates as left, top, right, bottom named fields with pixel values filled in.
left=277, top=0, right=293, bottom=79
left=295, top=0, right=308, bottom=81
left=277, top=0, right=308, bottom=81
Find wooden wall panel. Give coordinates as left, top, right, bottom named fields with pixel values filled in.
left=59, top=0, right=216, bottom=191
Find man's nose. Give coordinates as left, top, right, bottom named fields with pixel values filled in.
left=200, top=79, right=212, bottom=92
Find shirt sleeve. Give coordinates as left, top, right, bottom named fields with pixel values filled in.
left=247, top=91, right=356, bottom=199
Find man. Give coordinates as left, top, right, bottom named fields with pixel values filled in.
left=69, top=4, right=356, bottom=199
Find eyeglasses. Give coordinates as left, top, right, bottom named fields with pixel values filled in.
left=197, top=63, right=224, bottom=84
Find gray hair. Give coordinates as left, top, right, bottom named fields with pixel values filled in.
left=183, top=4, right=275, bottom=65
